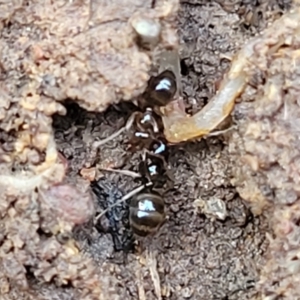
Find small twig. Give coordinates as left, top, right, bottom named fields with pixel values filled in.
left=147, top=249, right=162, bottom=300
left=136, top=268, right=146, bottom=300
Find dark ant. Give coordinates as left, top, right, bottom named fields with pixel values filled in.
left=126, top=70, right=176, bottom=237
left=129, top=186, right=165, bottom=237
left=124, top=69, right=176, bottom=150
left=141, top=69, right=177, bottom=108
left=129, top=147, right=174, bottom=237
left=93, top=69, right=177, bottom=238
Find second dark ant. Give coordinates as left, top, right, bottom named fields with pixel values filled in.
left=129, top=137, right=174, bottom=237
left=92, top=69, right=177, bottom=150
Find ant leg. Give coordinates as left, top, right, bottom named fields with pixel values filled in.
left=205, top=125, right=237, bottom=138
left=92, top=111, right=141, bottom=149
left=125, top=111, right=141, bottom=131
left=92, top=126, right=126, bottom=149
left=219, top=53, right=233, bottom=61
left=94, top=183, right=153, bottom=224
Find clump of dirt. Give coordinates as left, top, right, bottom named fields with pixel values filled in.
left=0, top=0, right=178, bottom=112
left=0, top=178, right=104, bottom=299
left=228, top=4, right=300, bottom=298
left=0, top=0, right=178, bottom=299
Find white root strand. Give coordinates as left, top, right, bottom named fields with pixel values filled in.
left=0, top=134, right=62, bottom=191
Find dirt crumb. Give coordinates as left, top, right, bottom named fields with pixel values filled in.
left=0, top=0, right=179, bottom=112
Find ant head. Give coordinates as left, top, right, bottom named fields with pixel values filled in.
left=143, top=70, right=177, bottom=107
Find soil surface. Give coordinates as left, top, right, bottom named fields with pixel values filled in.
left=0, top=0, right=295, bottom=300
left=228, top=5, right=300, bottom=298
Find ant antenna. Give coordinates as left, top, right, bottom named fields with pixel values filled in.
left=94, top=182, right=153, bottom=223
left=92, top=126, right=126, bottom=149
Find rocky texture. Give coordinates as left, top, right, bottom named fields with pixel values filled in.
left=228, top=4, right=300, bottom=299
left=0, top=0, right=178, bottom=299
left=0, top=0, right=297, bottom=299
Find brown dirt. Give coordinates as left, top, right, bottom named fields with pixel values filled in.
left=0, top=0, right=296, bottom=300
left=228, top=4, right=300, bottom=299
left=0, top=1, right=178, bottom=299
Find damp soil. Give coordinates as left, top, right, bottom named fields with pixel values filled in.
left=0, top=0, right=295, bottom=300
left=54, top=102, right=268, bottom=300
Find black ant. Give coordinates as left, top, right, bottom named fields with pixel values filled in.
left=92, top=69, right=177, bottom=238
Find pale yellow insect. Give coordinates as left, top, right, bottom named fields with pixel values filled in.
left=159, top=44, right=251, bottom=143
left=159, top=7, right=300, bottom=143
